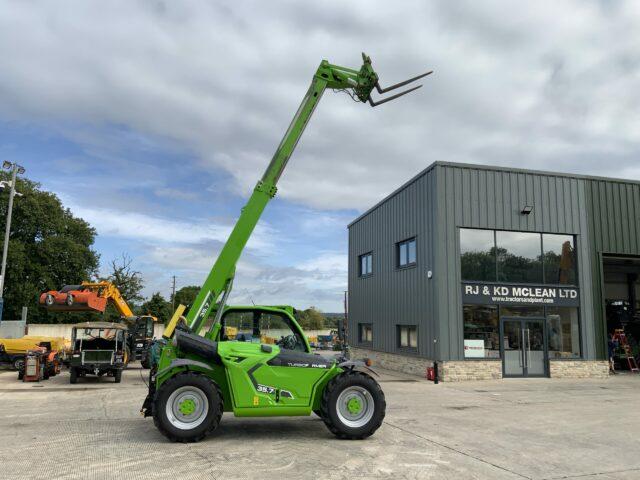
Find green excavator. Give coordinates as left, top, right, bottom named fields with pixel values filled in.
left=141, top=53, right=431, bottom=442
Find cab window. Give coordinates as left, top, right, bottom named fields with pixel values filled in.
left=221, top=310, right=306, bottom=352
left=260, top=312, right=305, bottom=352
left=146, top=319, right=154, bottom=338
left=222, top=311, right=256, bottom=342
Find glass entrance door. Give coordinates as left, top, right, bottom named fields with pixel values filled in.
left=501, top=317, right=548, bottom=378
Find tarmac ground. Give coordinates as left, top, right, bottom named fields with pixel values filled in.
left=0, top=363, right=639, bottom=479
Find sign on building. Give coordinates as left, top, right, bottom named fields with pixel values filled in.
left=463, top=339, right=485, bottom=358
left=462, top=283, right=580, bottom=307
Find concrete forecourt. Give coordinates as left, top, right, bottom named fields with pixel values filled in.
left=1, top=363, right=639, bottom=479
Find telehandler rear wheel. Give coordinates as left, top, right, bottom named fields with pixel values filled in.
left=321, top=371, right=386, bottom=440
left=153, top=372, right=223, bottom=443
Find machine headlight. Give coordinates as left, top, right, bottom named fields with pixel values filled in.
left=72, top=354, right=80, bottom=358
left=136, top=343, right=143, bottom=348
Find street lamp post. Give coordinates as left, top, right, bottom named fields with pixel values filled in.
left=0, top=161, right=25, bottom=322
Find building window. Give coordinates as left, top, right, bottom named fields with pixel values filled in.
left=359, top=252, right=373, bottom=277
left=359, top=323, right=372, bottom=343
left=547, top=307, right=580, bottom=358
left=397, top=237, right=417, bottom=268
left=460, top=229, right=496, bottom=281
left=496, top=230, right=543, bottom=283
left=397, top=325, right=417, bottom=349
left=542, top=234, right=576, bottom=285
left=460, top=228, right=578, bottom=286
left=463, top=305, right=500, bottom=358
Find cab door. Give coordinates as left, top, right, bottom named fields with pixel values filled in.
left=220, top=309, right=332, bottom=409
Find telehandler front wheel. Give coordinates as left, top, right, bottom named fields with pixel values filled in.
left=321, top=371, right=386, bottom=440
left=153, top=372, right=223, bottom=443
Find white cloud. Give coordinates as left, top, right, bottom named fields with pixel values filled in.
left=138, top=243, right=347, bottom=312
left=66, top=202, right=275, bottom=253
left=2, top=2, right=640, bottom=311
left=299, top=252, right=347, bottom=274
left=0, top=1, right=638, bottom=212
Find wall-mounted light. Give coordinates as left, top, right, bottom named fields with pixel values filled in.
left=521, top=205, right=533, bottom=215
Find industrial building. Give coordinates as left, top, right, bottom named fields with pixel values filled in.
left=348, top=162, right=640, bottom=381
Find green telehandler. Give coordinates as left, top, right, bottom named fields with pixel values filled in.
left=141, top=53, right=431, bottom=442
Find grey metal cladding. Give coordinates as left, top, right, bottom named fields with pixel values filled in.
left=585, top=180, right=640, bottom=358
left=348, top=167, right=438, bottom=358
left=434, top=164, right=596, bottom=361
left=349, top=161, right=640, bottom=363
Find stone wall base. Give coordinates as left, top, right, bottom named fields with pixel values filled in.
left=549, top=360, right=609, bottom=379
left=351, top=348, right=610, bottom=381
left=350, top=348, right=500, bottom=381
left=350, top=347, right=433, bottom=377
left=438, top=360, right=502, bottom=381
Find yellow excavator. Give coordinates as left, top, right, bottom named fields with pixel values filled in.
left=40, top=281, right=158, bottom=368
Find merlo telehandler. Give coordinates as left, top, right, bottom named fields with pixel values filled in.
left=141, top=53, right=431, bottom=442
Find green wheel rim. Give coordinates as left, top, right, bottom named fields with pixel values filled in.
left=336, top=385, right=374, bottom=428
left=166, top=386, right=209, bottom=430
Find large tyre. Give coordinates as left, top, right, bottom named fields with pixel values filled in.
left=65, top=294, right=74, bottom=306
left=153, top=372, right=223, bottom=443
left=320, top=371, right=386, bottom=440
left=114, top=369, right=122, bottom=383
left=12, top=357, right=24, bottom=371
left=141, top=350, right=151, bottom=369
left=70, top=367, right=78, bottom=384
left=44, top=294, right=55, bottom=306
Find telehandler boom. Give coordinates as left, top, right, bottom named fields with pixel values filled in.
left=144, top=53, right=430, bottom=442
left=171, top=53, right=432, bottom=337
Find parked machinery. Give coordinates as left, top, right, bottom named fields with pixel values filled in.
left=16, top=343, right=62, bottom=381
left=1, top=336, right=65, bottom=374
left=20, top=349, right=47, bottom=382
left=40, top=281, right=156, bottom=367
left=68, top=322, right=129, bottom=384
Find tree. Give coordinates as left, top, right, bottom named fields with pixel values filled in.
left=0, top=174, right=99, bottom=323
left=106, top=254, right=144, bottom=305
left=172, top=285, right=200, bottom=311
left=140, top=292, right=172, bottom=322
left=96, top=254, right=145, bottom=322
left=297, top=307, right=326, bottom=330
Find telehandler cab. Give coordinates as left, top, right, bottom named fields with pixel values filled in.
left=141, top=53, right=431, bottom=442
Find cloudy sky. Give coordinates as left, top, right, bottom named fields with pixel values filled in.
left=0, top=1, right=638, bottom=311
